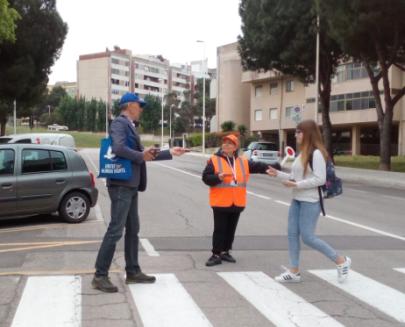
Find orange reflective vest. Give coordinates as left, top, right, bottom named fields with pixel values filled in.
left=209, top=155, right=250, bottom=208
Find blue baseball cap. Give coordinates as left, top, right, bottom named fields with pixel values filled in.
left=119, top=92, right=147, bottom=108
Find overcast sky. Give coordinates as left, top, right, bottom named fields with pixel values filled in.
left=49, top=0, right=242, bottom=84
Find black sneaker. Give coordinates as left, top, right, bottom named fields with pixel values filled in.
left=91, top=276, right=118, bottom=293
left=126, top=272, right=156, bottom=284
left=205, top=254, right=222, bottom=267
left=220, top=252, right=236, bottom=263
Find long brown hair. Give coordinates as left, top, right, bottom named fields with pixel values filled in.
left=296, top=120, right=328, bottom=175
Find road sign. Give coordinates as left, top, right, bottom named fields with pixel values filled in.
left=291, top=105, right=302, bottom=124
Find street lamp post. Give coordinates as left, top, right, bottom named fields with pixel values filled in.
left=197, top=40, right=206, bottom=154
left=161, top=86, right=164, bottom=148
left=169, top=104, right=174, bottom=141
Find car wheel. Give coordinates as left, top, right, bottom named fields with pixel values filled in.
left=59, top=192, right=90, bottom=223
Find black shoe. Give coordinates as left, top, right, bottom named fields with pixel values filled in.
left=206, top=254, right=222, bottom=267
left=91, top=276, right=118, bottom=293
left=221, top=252, right=236, bottom=263
left=126, top=272, right=156, bottom=284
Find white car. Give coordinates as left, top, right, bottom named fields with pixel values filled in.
left=48, top=124, right=69, bottom=131
left=244, top=141, right=280, bottom=164
left=0, top=133, right=76, bottom=149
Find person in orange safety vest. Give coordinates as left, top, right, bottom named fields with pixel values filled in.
left=202, top=134, right=281, bottom=266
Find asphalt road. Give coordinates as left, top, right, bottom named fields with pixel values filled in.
left=0, top=149, right=404, bottom=327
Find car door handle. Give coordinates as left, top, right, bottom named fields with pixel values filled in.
left=55, top=179, right=66, bottom=184
left=1, top=183, right=13, bottom=190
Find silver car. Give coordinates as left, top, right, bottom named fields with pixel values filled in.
left=0, top=144, right=98, bottom=223
left=244, top=141, right=280, bottom=164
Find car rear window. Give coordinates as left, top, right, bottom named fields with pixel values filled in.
left=256, top=143, right=278, bottom=151
left=0, top=138, right=11, bottom=144
left=22, top=149, right=67, bottom=173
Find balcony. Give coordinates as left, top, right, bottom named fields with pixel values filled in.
left=242, top=70, right=282, bottom=83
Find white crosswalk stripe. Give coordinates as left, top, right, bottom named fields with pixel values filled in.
left=11, top=275, right=81, bottom=327
left=127, top=273, right=212, bottom=327
left=309, top=269, right=405, bottom=323
left=218, top=271, right=344, bottom=327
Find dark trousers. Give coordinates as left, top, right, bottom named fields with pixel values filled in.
left=95, top=186, right=140, bottom=277
left=212, top=209, right=241, bottom=255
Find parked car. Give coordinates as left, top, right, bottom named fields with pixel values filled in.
left=0, top=133, right=75, bottom=149
left=0, top=144, right=98, bottom=223
left=48, top=124, right=69, bottom=131
left=243, top=141, right=280, bottom=164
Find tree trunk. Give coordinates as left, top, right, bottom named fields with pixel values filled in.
left=0, top=113, right=7, bottom=136
left=319, top=76, right=333, bottom=160
left=379, top=106, right=393, bottom=171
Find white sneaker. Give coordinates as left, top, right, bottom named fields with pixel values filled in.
left=275, top=266, right=301, bottom=283
left=337, top=256, right=351, bottom=283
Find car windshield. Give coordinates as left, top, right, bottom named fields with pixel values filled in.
left=0, top=138, right=11, bottom=144
left=256, top=143, right=277, bottom=151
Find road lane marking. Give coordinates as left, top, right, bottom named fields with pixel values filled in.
left=275, top=200, right=290, bottom=206
left=83, top=151, right=99, bottom=174
left=11, top=276, right=81, bottom=327
left=128, top=273, right=212, bottom=327
left=154, top=161, right=405, bottom=243
left=140, top=238, right=160, bottom=256
left=394, top=268, right=405, bottom=274
left=94, top=204, right=104, bottom=221
left=0, top=240, right=101, bottom=254
left=309, top=269, right=405, bottom=323
left=324, top=214, right=405, bottom=242
left=0, top=269, right=122, bottom=276
left=0, top=220, right=102, bottom=234
left=219, top=271, right=343, bottom=327
left=247, top=191, right=271, bottom=200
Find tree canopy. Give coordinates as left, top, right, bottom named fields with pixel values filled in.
left=0, top=0, right=19, bottom=43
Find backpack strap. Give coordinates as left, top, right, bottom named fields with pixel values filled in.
left=309, top=151, right=326, bottom=217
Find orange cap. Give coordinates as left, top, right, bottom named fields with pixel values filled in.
left=222, top=134, right=240, bottom=148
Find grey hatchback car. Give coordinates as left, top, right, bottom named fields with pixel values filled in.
left=0, top=144, right=98, bottom=223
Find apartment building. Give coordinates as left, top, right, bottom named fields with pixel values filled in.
left=51, top=81, right=77, bottom=98
left=133, top=54, right=169, bottom=100
left=78, top=47, right=197, bottom=109
left=77, top=47, right=132, bottom=106
left=217, top=42, right=405, bottom=156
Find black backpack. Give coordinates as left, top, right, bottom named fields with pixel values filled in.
left=309, top=151, right=343, bottom=216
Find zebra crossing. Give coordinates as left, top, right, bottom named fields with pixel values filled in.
left=6, top=267, right=405, bottom=327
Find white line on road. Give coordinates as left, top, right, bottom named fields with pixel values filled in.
left=275, top=200, right=291, bottom=206
left=219, top=271, right=343, bottom=327
left=309, top=269, right=405, bottom=323
left=11, top=276, right=81, bottom=327
left=94, top=204, right=104, bottom=222
left=140, top=238, right=160, bottom=257
left=154, top=161, right=405, bottom=243
left=83, top=151, right=99, bottom=174
left=128, top=273, right=212, bottom=327
left=394, top=268, right=405, bottom=274
left=247, top=191, right=271, bottom=200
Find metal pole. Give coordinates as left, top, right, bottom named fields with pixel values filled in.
left=161, top=88, right=164, bottom=148
left=13, top=99, right=16, bottom=135
left=169, top=105, right=172, bottom=141
left=106, top=56, right=110, bottom=138
left=314, top=14, right=320, bottom=123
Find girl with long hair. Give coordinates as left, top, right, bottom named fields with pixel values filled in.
left=267, top=120, right=351, bottom=283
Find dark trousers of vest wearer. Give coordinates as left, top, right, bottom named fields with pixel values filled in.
left=212, top=209, right=241, bottom=255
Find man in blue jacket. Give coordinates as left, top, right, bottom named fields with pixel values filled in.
left=92, top=92, right=187, bottom=293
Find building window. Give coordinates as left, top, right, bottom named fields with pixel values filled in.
left=286, top=80, right=294, bottom=92
left=269, top=82, right=278, bottom=95
left=330, top=91, right=376, bottom=112
left=285, top=106, right=293, bottom=118
left=254, top=109, right=263, bottom=121
left=334, top=62, right=369, bottom=83
left=269, top=108, right=278, bottom=120
left=255, top=85, right=263, bottom=97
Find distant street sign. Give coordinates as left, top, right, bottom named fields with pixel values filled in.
left=291, top=105, right=302, bottom=124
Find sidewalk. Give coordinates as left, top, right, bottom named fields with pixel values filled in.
left=187, top=151, right=405, bottom=190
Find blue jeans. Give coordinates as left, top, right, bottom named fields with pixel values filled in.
left=95, top=186, right=140, bottom=277
left=288, top=199, right=338, bottom=268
